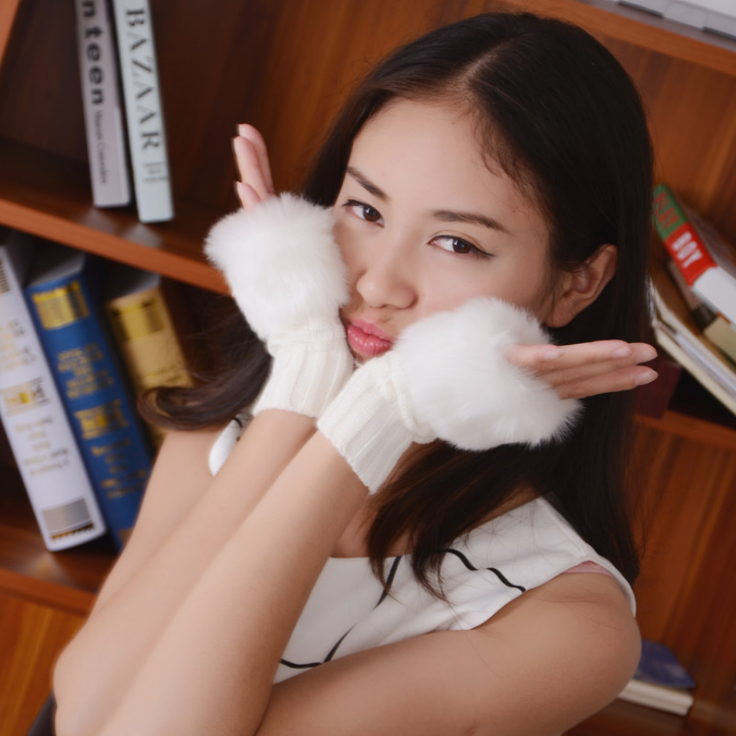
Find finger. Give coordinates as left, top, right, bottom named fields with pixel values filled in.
left=235, top=180, right=261, bottom=211
left=238, top=124, right=275, bottom=195
left=538, top=344, right=658, bottom=388
left=555, top=366, right=658, bottom=400
left=542, top=354, right=654, bottom=390
left=232, top=135, right=270, bottom=202
left=506, top=340, right=657, bottom=375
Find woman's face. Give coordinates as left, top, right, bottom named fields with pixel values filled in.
left=332, top=98, right=559, bottom=361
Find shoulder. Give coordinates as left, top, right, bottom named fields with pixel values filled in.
left=475, top=569, right=641, bottom=709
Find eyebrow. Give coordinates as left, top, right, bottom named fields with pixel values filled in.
left=431, top=209, right=510, bottom=234
left=346, top=166, right=510, bottom=234
left=346, top=166, right=388, bottom=200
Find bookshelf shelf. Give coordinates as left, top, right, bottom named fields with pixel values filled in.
left=0, top=465, right=115, bottom=595
left=499, top=0, right=736, bottom=76
left=0, top=139, right=228, bottom=294
left=635, top=407, right=736, bottom=451
left=568, top=697, right=691, bottom=736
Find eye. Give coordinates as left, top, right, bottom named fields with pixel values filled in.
left=432, top=235, right=491, bottom=259
left=343, top=199, right=383, bottom=224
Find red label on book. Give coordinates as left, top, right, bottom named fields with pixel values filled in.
left=662, top=222, right=717, bottom=286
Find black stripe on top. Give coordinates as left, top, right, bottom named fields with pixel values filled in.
left=441, top=548, right=526, bottom=592
left=280, top=555, right=403, bottom=671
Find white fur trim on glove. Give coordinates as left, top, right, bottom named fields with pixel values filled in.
left=204, top=194, right=349, bottom=340
left=204, top=194, right=353, bottom=418
left=318, top=297, right=582, bottom=493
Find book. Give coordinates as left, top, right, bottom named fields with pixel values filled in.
left=650, top=256, right=736, bottom=416
left=634, top=355, right=682, bottom=418
left=598, top=1, right=736, bottom=40
left=666, top=258, right=736, bottom=365
left=617, top=638, right=696, bottom=716
left=0, top=230, right=107, bottom=550
left=24, top=243, right=153, bottom=550
left=74, top=0, right=132, bottom=208
left=110, top=0, right=174, bottom=223
left=653, top=182, right=736, bottom=325
left=103, top=264, right=193, bottom=447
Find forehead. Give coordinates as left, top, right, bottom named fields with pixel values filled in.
left=348, top=98, right=548, bottom=240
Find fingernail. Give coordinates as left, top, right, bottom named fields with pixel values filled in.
left=612, top=346, right=632, bottom=359
left=238, top=123, right=249, bottom=137
left=635, top=369, right=658, bottom=386
left=542, top=347, right=564, bottom=360
left=641, top=346, right=658, bottom=362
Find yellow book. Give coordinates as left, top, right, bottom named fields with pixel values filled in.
left=104, top=266, right=192, bottom=447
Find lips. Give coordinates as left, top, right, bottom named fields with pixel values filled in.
left=346, top=319, right=394, bottom=358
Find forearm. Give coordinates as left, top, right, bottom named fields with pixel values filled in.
left=97, top=430, right=367, bottom=736
left=53, top=410, right=315, bottom=736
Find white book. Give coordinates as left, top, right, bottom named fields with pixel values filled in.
left=617, top=677, right=694, bottom=716
left=111, top=0, right=174, bottom=223
left=0, top=230, right=107, bottom=550
left=598, top=0, right=736, bottom=39
left=653, top=323, right=736, bottom=415
left=74, top=0, right=131, bottom=208
left=652, top=276, right=736, bottom=397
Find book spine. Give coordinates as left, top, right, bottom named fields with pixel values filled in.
left=111, top=0, right=174, bottom=223
left=653, top=183, right=717, bottom=286
left=74, top=0, right=131, bottom=208
left=665, top=257, right=717, bottom=331
left=25, top=262, right=153, bottom=551
left=0, top=237, right=107, bottom=551
left=105, top=282, right=192, bottom=447
left=617, top=679, right=693, bottom=716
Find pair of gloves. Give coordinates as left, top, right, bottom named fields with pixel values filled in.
left=205, top=194, right=580, bottom=494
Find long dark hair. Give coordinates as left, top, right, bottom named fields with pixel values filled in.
left=145, top=12, right=654, bottom=596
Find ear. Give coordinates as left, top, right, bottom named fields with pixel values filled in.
left=545, top=244, right=618, bottom=328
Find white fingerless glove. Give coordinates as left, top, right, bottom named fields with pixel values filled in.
left=205, top=194, right=353, bottom=418
left=317, top=297, right=582, bottom=493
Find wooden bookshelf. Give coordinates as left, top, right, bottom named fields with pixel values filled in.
left=1, top=0, right=736, bottom=734
left=0, top=138, right=227, bottom=293
left=497, top=0, right=736, bottom=76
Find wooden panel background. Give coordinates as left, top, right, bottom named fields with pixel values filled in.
left=0, top=570, right=93, bottom=736
left=630, top=423, right=736, bottom=728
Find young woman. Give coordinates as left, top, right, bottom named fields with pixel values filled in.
left=53, top=12, right=658, bottom=736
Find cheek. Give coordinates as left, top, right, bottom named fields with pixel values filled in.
left=331, top=219, right=362, bottom=292
left=421, top=258, right=552, bottom=319
left=331, top=219, right=353, bottom=267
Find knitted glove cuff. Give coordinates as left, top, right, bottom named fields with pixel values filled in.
left=252, top=319, right=353, bottom=419
left=316, top=357, right=433, bottom=494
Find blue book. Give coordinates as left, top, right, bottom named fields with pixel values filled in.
left=0, top=230, right=108, bottom=550
left=24, top=243, right=152, bottom=550
left=618, top=638, right=696, bottom=715
left=634, top=638, right=696, bottom=689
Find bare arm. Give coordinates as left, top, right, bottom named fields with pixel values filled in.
left=255, top=572, right=640, bottom=736
left=90, top=425, right=368, bottom=736
left=53, top=410, right=315, bottom=736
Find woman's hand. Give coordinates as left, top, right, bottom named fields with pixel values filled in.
left=206, top=136, right=353, bottom=419
left=505, top=340, right=658, bottom=400
left=318, top=298, right=583, bottom=493
left=233, top=123, right=275, bottom=209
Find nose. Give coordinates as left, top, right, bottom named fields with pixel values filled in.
left=353, top=240, right=417, bottom=310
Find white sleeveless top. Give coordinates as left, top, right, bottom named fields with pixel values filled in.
left=209, top=413, right=636, bottom=684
